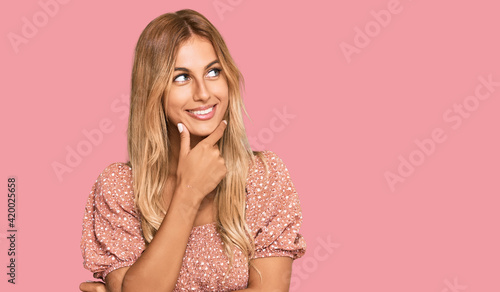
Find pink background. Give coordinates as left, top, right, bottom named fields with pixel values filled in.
left=1, top=0, right=499, bottom=291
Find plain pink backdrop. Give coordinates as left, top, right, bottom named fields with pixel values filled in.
left=1, top=0, right=499, bottom=291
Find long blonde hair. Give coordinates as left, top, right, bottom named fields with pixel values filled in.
left=125, top=9, right=267, bottom=277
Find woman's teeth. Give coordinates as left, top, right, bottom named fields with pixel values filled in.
left=188, top=106, right=214, bottom=115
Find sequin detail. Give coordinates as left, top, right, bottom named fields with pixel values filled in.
left=80, top=150, right=306, bottom=291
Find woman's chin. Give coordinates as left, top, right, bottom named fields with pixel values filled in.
left=187, top=124, right=219, bottom=138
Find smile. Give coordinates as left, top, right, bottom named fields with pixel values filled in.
left=186, top=104, right=217, bottom=120
left=188, top=106, right=214, bottom=115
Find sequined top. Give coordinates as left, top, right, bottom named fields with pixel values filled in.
left=81, top=150, right=306, bottom=291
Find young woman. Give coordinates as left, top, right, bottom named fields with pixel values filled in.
left=80, top=9, right=306, bottom=292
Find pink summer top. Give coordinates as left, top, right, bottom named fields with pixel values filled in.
left=80, top=150, right=306, bottom=291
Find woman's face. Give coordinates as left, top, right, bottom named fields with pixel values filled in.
left=165, top=35, right=229, bottom=138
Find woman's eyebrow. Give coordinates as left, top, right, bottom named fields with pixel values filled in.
left=174, top=60, right=220, bottom=72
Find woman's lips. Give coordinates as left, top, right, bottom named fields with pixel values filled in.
left=186, top=104, right=216, bottom=111
left=185, top=104, right=217, bottom=120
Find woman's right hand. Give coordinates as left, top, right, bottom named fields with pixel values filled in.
left=175, top=120, right=227, bottom=203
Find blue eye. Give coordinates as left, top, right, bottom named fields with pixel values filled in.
left=174, top=74, right=189, bottom=82
left=173, top=68, right=222, bottom=83
left=207, top=68, right=221, bottom=78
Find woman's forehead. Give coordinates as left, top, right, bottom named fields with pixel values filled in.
left=174, top=36, right=217, bottom=69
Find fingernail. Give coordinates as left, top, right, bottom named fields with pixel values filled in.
left=177, top=123, right=183, bottom=133
left=222, top=120, right=227, bottom=125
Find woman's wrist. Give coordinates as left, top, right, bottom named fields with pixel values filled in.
left=174, top=181, right=205, bottom=208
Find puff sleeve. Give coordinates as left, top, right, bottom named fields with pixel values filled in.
left=247, top=151, right=306, bottom=260
left=80, top=163, right=146, bottom=281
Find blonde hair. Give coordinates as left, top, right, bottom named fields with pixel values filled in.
left=125, top=9, right=267, bottom=279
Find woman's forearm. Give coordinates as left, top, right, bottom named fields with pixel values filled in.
left=121, top=184, right=202, bottom=292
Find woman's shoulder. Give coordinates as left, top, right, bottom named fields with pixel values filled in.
left=245, top=150, right=306, bottom=259
left=247, top=150, right=281, bottom=171
left=247, top=150, right=292, bottom=185
left=82, top=162, right=143, bottom=279
left=246, top=150, right=297, bottom=202
left=98, top=162, right=132, bottom=180
left=91, top=162, right=134, bottom=207
left=95, top=162, right=133, bottom=186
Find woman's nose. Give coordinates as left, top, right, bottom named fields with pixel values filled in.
left=193, top=79, right=210, bottom=101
